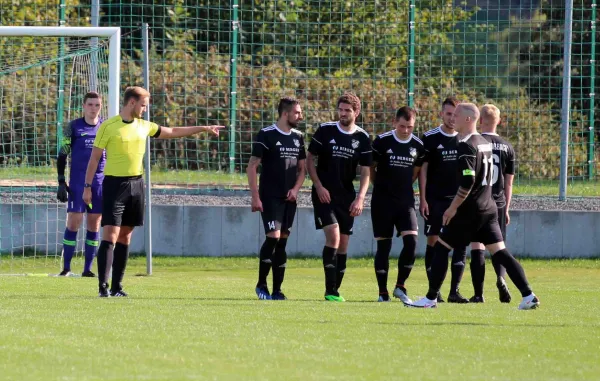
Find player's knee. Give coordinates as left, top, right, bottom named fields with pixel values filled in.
left=86, top=214, right=102, bottom=232
left=337, top=234, right=350, bottom=253
left=487, top=241, right=506, bottom=255
left=375, top=238, right=392, bottom=257
left=323, top=225, right=340, bottom=247
left=471, top=242, right=485, bottom=250
left=435, top=238, right=452, bottom=250
left=66, top=213, right=83, bottom=231
left=266, top=230, right=281, bottom=239
left=426, top=235, right=438, bottom=246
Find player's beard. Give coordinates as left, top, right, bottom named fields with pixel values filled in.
left=339, top=118, right=353, bottom=127
left=444, top=121, right=454, bottom=130
left=287, top=118, right=298, bottom=129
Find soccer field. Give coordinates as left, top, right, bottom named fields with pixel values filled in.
left=1, top=257, right=599, bottom=381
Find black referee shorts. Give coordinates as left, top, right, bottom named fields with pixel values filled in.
left=261, top=196, right=297, bottom=235
left=312, top=189, right=354, bottom=235
left=101, top=175, right=145, bottom=227
left=423, top=198, right=452, bottom=237
left=439, top=208, right=504, bottom=249
left=371, top=193, right=418, bottom=238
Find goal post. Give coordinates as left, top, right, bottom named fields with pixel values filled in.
left=0, top=26, right=120, bottom=275
left=0, top=27, right=121, bottom=117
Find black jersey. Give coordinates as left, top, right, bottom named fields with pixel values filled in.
left=421, top=125, right=460, bottom=200
left=308, top=121, right=372, bottom=197
left=372, top=131, right=425, bottom=202
left=251, top=124, right=306, bottom=199
left=482, top=132, right=516, bottom=208
left=456, top=133, right=497, bottom=214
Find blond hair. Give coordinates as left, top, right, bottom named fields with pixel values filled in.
left=123, top=86, right=150, bottom=105
left=480, top=104, right=500, bottom=124
left=457, top=102, right=480, bottom=122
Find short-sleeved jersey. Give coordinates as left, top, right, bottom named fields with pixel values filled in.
left=372, top=131, right=425, bottom=202
left=456, top=133, right=497, bottom=214
left=482, top=132, right=516, bottom=208
left=251, top=124, right=306, bottom=199
left=93, top=115, right=161, bottom=177
left=421, top=125, right=460, bottom=200
left=62, top=117, right=106, bottom=186
left=308, top=121, right=372, bottom=197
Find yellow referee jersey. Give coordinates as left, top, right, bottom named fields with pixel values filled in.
left=93, top=115, right=160, bottom=176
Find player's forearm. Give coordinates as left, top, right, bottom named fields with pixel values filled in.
left=369, top=166, right=376, bottom=185
left=57, top=154, right=67, bottom=182
left=357, top=166, right=370, bottom=199
left=418, top=162, right=428, bottom=200
left=306, top=153, right=323, bottom=188
left=412, top=166, right=421, bottom=184
left=292, top=161, right=306, bottom=191
left=505, top=174, right=514, bottom=212
left=449, top=186, right=471, bottom=210
left=246, top=161, right=260, bottom=197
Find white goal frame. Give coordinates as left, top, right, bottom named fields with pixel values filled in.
left=0, top=26, right=121, bottom=116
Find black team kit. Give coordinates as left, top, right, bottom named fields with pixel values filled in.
left=371, top=131, right=425, bottom=302
left=308, top=122, right=372, bottom=300
left=421, top=126, right=469, bottom=303
left=470, top=132, right=516, bottom=303
left=252, top=124, right=306, bottom=299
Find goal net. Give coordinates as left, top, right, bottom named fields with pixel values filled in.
left=0, top=27, right=120, bottom=275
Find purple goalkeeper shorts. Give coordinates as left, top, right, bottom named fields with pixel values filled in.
left=67, top=185, right=103, bottom=214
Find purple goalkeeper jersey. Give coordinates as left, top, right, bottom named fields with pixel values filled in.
left=67, top=117, right=106, bottom=186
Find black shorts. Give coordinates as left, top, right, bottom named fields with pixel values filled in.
left=496, top=204, right=507, bottom=241
left=312, top=190, right=354, bottom=235
left=440, top=208, right=504, bottom=249
left=423, top=198, right=452, bottom=236
left=260, top=197, right=297, bottom=235
left=101, top=176, right=145, bottom=227
left=371, top=194, right=418, bottom=238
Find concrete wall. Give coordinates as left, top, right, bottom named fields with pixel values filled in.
left=1, top=203, right=599, bottom=257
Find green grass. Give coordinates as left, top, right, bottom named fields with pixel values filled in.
left=1, top=257, right=599, bottom=380
left=2, top=166, right=600, bottom=196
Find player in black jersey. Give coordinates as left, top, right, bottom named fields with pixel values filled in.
left=419, top=97, right=469, bottom=303
left=370, top=107, right=425, bottom=303
left=408, top=103, right=539, bottom=310
left=247, top=97, right=307, bottom=300
left=307, top=92, right=372, bottom=302
left=469, top=104, right=515, bottom=303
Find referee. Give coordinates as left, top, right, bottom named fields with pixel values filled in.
left=83, top=86, right=222, bottom=297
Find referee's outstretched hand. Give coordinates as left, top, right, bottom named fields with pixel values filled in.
left=315, top=185, right=331, bottom=204
left=204, top=126, right=224, bottom=136
left=57, top=182, right=69, bottom=203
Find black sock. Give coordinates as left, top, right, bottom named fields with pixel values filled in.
left=397, top=235, right=417, bottom=287
left=374, top=239, right=392, bottom=294
left=111, top=242, right=129, bottom=292
left=335, top=253, right=347, bottom=290
left=426, top=242, right=451, bottom=300
left=450, top=246, right=467, bottom=293
left=470, top=249, right=486, bottom=297
left=322, top=246, right=337, bottom=294
left=272, top=238, right=288, bottom=293
left=425, top=245, right=434, bottom=282
left=492, top=259, right=507, bottom=279
left=257, top=237, right=278, bottom=288
left=491, top=249, right=532, bottom=297
left=96, top=240, right=114, bottom=289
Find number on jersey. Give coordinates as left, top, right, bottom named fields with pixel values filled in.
left=481, top=155, right=494, bottom=186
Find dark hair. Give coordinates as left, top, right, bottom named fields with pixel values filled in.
left=337, top=92, right=361, bottom=114
left=123, top=86, right=150, bottom=105
left=395, top=106, right=416, bottom=121
left=83, top=91, right=101, bottom=103
left=441, top=96, right=459, bottom=109
left=277, top=96, right=300, bottom=117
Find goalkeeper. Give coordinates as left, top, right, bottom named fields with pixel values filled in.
left=56, top=91, right=105, bottom=277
